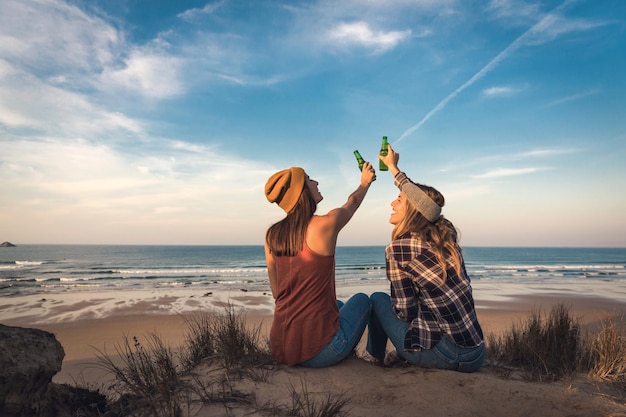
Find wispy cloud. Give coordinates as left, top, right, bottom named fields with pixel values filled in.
left=545, top=89, right=601, bottom=107
left=444, top=183, right=492, bottom=202
left=0, top=0, right=121, bottom=78
left=0, top=60, right=144, bottom=136
left=0, top=136, right=272, bottom=219
left=284, top=0, right=442, bottom=56
left=482, top=85, right=522, bottom=97
left=0, top=0, right=273, bottom=138
left=515, top=148, right=579, bottom=158
left=100, top=49, right=185, bottom=98
left=438, top=146, right=579, bottom=175
left=472, top=167, right=547, bottom=179
left=325, top=21, right=411, bottom=54
left=0, top=0, right=283, bottom=244
left=178, top=1, right=226, bottom=20
left=523, top=15, right=609, bottom=46
left=395, top=0, right=602, bottom=143
left=487, top=0, right=542, bottom=22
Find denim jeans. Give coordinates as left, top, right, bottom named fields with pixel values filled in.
left=366, top=292, right=484, bottom=373
left=300, top=292, right=371, bottom=368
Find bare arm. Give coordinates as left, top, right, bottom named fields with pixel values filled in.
left=331, top=161, right=376, bottom=229
left=379, top=144, right=441, bottom=221
left=307, top=161, right=376, bottom=255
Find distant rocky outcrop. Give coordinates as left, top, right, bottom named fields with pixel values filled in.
left=1, top=241, right=16, bottom=247
left=0, top=325, right=107, bottom=417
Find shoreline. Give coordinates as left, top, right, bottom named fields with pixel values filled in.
left=2, top=278, right=625, bottom=324
left=2, top=281, right=625, bottom=383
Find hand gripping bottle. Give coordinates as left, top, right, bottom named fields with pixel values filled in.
left=379, top=136, right=389, bottom=171
left=354, top=149, right=376, bottom=181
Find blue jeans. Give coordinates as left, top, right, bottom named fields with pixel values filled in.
left=366, top=292, right=484, bottom=373
left=300, top=293, right=371, bottom=368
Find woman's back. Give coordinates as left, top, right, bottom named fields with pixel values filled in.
left=270, top=241, right=339, bottom=365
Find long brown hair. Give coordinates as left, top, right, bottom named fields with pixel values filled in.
left=265, top=185, right=317, bottom=257
left=392, top=182, right=463, bottom=284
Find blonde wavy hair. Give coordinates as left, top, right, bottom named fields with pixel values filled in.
left=392, top=183, right=463, bottom=284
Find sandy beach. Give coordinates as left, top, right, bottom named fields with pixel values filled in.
left=2, top=281, right=626, bottom=416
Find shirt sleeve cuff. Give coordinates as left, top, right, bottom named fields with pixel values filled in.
left=394, top=171, right=408, bottom=189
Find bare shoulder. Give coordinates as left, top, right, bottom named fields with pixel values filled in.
left=306, top=215, right=337, bottom=255
left=308, top=214, right=331, bottom=232
left=310, top=208, right=343, bottom=228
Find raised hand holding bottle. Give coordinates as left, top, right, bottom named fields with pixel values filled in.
left=354, top=149, right=376, bottom=181
left=379, top=136, right=389, bottom=171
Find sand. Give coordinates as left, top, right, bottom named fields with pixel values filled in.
left=2, top=281, right=626, bottom=416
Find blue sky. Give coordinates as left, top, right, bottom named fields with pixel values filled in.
left=1, top=0, right=624, bottom=247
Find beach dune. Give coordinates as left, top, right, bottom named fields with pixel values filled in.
left=2, top=283, right=625, bottom=416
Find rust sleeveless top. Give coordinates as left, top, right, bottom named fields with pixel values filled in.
left=270, top=242, right=339, bottom=365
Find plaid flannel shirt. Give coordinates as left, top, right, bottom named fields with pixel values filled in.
left=386, top=236, right=484, bottom=351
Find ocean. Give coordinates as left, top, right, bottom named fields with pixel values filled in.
left=1, top=245, right=625, bottom=298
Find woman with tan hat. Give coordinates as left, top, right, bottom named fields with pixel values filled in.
left=264, top=163, right=376, bottom=367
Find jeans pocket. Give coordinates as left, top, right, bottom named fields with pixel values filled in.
left=328, top=335, right=349, bottom=358
left=430, top=343, right=457, bottom=370
left=457, top=346, right=485, bottom=373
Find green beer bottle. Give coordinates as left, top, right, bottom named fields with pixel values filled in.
left=354, top=150, right=365, bottom=171
left=379, top=136, right=389, bottom=171
left=354, top=149, right=376, bottom=181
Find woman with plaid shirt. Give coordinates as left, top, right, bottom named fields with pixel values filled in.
left=365, top=144, right=484, bottom=372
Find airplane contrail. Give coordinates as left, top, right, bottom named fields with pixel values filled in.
left=395, top=0, right=572, bottom=144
